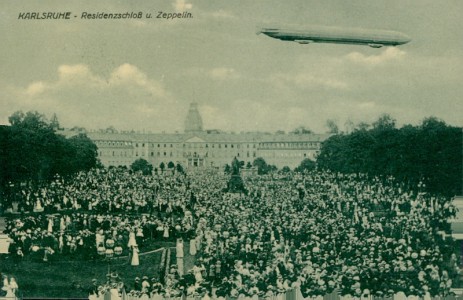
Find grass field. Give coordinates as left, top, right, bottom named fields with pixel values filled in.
left=0, top=241, right=183, bottom=298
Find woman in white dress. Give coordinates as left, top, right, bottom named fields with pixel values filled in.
left=60, top=216, right=66, bottom=232
left=128, top=231, right=137, bottom=248
left=190, top=237, right=197, bottom=256
left=176, top=239, right=184, bottom=258
left=193, top=264, right=204, bottom=283
left=131, top=246, right=140, bottom=266
left=163, top=223, right=170, bottom=239
left=47, top=218, right=54, bottom=233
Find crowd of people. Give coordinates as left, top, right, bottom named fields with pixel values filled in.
left=1, top=166, right=460, bottom=298
left=3, top=168, right=198, bottom=261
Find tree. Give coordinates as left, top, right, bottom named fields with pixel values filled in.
left=8, top=111, right=25, bottom=127
left=281, top=166, right=291, bottom=173
left=325, top=119, right=339, bottom=134
left=344, top=119, right=355, bottom=134
left=246, top=162, right=252, bottom=169
left=268, top=165, right=278, bottom=173
left=372, top=114, right=396, bottom=130
left=167, top=161, right=175, bottom=169
left=1, top=111, right=99, bottom=200
left=253, top=157, right=269, bottom=175
left=317, top=114, right=462, bottom=196
left=131, top=158, right=153, bottom=175
left=9, top=110, right=51, bottom=131
left=295, top=158, right=316, bottom=173
left=176, top=163, right=185, bottom=174
left=67, top=134, right=99, bottom=172
left=290, top=126, right=313, bottom=134
left=356, top=122, right=371, bottom=131
left=159, top=162, right=166, bottom=173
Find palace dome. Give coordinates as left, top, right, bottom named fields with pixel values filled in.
left=184, top=102, right=203, bottom=133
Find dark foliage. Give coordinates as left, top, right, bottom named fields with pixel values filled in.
left=176, top=163, right=185, bottom=174
left=0, top=111, right=99, bottom=194
left=252, top=157, right=269, bottom=175
left=317, top=116, right=462, bottom=196
left=130, top=158, right=153, bottom=175
left=294, top=158, right=316, bottom=173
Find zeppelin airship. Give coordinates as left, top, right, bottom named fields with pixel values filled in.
left=258, top=25, right=411, bottom=48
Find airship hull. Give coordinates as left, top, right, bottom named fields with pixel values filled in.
left=259, top=25, right=411, bottom=48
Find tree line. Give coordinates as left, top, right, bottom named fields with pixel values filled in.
left=2, top=110, right=460, bottom=198
left=0, top=111, right=99, bottom=192
left=317, top=115, right=462, bottom=197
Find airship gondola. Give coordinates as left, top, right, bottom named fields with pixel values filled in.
left=258, top=25, right=411, bottom=48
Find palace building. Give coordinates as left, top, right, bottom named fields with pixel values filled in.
left=67, top=103, right=330, bottom=169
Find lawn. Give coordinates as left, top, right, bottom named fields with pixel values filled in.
left=0, top=241, right=178, bottom=298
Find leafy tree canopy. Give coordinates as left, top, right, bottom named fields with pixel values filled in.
left=131, top=158, right=153, bottom=175
left=253, top=157, right=269, bottom=175
left=1, top=111, right=99, bottom=193
left=295, top=158, right=316, bottom=173
left=318, top=114, right=462, bottom=196
left=290, top=126, right=313, bottom=135
left=325, top=119, right=339, bottom=134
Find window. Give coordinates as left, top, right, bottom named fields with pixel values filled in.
left=164, top=152, right=167, bottom=156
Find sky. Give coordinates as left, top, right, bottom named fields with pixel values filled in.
left=1, top=0, right=462, bottom=134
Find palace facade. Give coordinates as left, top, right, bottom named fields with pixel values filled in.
left=65, top=103, right=330, bottom=169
